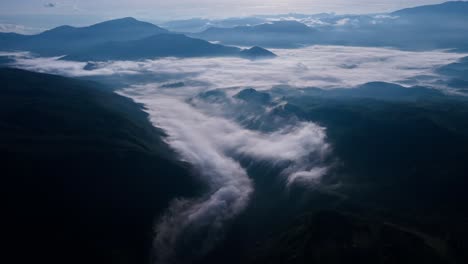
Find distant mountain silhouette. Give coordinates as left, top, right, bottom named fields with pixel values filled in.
left=195, top=21, right=315, bottom=48
left=0, top=17, right=168, bottom=56
left=240, top=46, right=277, bottom=60
left=269, top=82, right=446, bottom=102
left=392, top=1, right=468, bottom=17
left=191, top=1, right=468, bottom=50
left=61, top=33, right=274, bottom=61
left=203, top=20, right=313, bottom=35
left=437, top=56, right=468, bottom=91
left=161, top=17, right=266, bottom=33
left=0, top=17, right=275, bottom=61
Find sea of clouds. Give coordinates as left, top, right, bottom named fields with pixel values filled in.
left=9, top=45, right=465, bottom=90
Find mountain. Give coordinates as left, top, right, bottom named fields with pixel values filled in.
left=194, top=21, right=315, bottom=48
left=437, top=56, right=468, bottom=91
left=0, top=32, right=28, bottom=48
left=161, top=17, right=266, bottom=33
left=239, top=46, right=277, bottom=60
left=202, top=20, right=313, bottom=35
left=189, top=82, right=468, bottom=264
left=437, top=56, right=468, bottom=78
left=62, top=34, right=274, bottom=61
left=0, top=17, right=276, bottom=61
left=190, top=2, right=468, bottom=50
left=392, top=1, right=468, bottom=17
left=1, top=68, right=203, bottom=264
left=293, top=82, right=446, bottom=101
left=234, top=88, right=272, bottom=104
left=0, top=17, right=169, bottom=56
left=250, top=211, right=446, bottom=264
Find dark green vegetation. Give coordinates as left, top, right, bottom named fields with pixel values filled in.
left=251, top=211, right=448, bottom=264
left=1, top=68, right=203, bottom=264
left=193, top=82, right=468, bottom=264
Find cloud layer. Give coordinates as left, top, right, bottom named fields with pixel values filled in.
left=8, top=45, right=465, bottom=91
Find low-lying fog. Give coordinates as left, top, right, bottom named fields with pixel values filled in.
left=9, top=45, right=466, bottom=89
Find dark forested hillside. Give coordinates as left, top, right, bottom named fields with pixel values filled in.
left=193, top=85, right=468, bottom=264
left=1, top=68, right=203, bottom=264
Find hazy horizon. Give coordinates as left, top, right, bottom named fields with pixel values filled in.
left=0, top=0, right=456, bottom=34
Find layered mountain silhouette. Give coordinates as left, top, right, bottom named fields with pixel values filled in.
left=239, top=46, right=277, bottom=60
left=195, top=20, right=315, bottom=48
left=0, top=17, right=168, bottom=56
left=437, top=56, right=468, bottom=91
left=193, top=1, right=468, bottom=50
left=0, top=17, right=276, bottom=61
left=62, top=34, right=275, bottom=61
left=292, top=82, right=446, bottom=101
left=392, top=0, right=468, bottom=17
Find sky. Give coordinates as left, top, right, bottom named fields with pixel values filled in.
left=0, top=1, right=450, bottom=22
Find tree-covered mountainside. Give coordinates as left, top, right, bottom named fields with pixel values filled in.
left=1, top=68, right=204, bottom=264
left=191, top=84, right=468, bottom=264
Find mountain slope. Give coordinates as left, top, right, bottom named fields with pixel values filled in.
left=240, top=46, right=277, bottom=60
left=62, top=34, right=274, bottom=61
left=187, top=84, right=468, bottom=264
left=195, top=21, right=315, bottom=48
left=392, top=1, right=468, bottom=17
left=1, top=68, right=203, bottom=264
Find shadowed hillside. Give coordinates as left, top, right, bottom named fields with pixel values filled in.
left=1, top=68, right=204, bottom=264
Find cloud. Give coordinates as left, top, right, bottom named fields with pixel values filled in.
left=0, top=24, right=42, bottom=34
left=119, top=86, right=329, bottom=263
left=44, top=3, right=56, bottom=8
left=126, top=94, right=254, bottom=263
left=335, top=18, right=351, bottom=26
left=8, top=46, right=465, bottom=90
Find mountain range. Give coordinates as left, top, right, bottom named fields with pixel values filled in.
left=192, top=1, right=468, bottom=50
left=195, top=20, right=315, bottom=48
left=2, top=1, right=467, bottom=61
left=0, top=17, right=275, bottom=61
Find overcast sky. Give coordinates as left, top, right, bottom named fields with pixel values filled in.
left=0, top=0, right=454, bottom=33
left=0, top=0, right=450, bottom=19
